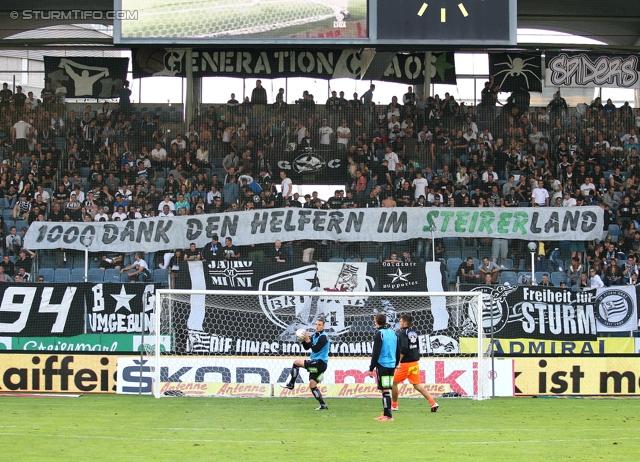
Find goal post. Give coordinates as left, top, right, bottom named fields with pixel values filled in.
left=151, top=290, right=490, bottom=400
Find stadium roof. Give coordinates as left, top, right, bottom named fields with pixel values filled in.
left=0, top=0, right=638, bottom=50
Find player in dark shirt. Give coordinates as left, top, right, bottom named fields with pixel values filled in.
left=391, top=313, right=439, bottom=412
left=282, top=318, right=330, bottom=411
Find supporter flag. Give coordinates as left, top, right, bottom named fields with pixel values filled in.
left=489, top=52, right=543, bottom=92
left=44, top=56, right=129, bottom=99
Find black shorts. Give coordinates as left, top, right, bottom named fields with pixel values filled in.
left=376, top=366, right=396, bottom=390
left=304, top=360, right=327, bottom=383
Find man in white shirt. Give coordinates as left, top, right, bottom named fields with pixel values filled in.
left=384, top=145, right=399, bottom=185
left=121, top=252, right=150, bottom=282
left=26, top=91, right=39, bottom=110
left=318, top=119, right=333, bottom=148
left=280, top=171, right=293, bottom=200
left=588, top=267, right=605, bottom=288
left=531, top=180, right=550, bottom=207
left=412, top=171, right=429, bottom=200
left=12, top=114, right=32, bottom=155
left=158, top=204, right=175, bottom=217
left=158, top=195, right=175, bottom=212
left=171, top=134, right=187, bottom=151
left=482, top=165, right=499, bottom=185
left=562, top=191, right=577, bottom=207
left=151, top=142, right=167, bottom=167
left=94, top=207, right=110, bottom=221
left=336, top=120, right=351, bottom=152
left=579, top=177, right=595, bottom=198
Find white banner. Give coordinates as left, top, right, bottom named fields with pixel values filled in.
left=117, top=357, right=514, bottom=397
left=25, top=206, right=603, bottom=252
left=545, top=52, right=640, bottom=89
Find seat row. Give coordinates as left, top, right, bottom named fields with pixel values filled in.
left=37, top=267, right=169, bottom=286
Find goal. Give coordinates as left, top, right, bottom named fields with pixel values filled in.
left=125, top=0, right=352, bottom=39
left=150, top=290, right=491, bottom=399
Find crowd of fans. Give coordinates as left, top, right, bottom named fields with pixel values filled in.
left=0, top=76, right=638, bottom=286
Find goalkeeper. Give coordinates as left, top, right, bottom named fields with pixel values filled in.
left=391, top=313, right=439, bottom=412
left=282, top=318, right=329, bottom=411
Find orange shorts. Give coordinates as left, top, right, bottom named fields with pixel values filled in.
left=393, top=361, right=420, bottom=385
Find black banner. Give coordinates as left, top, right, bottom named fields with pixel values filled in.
left=44, top=56, right=129, bottom=99
left=132, top=48, right=457, bottom=84
left=0, top=283, right=159, bottom=337
left=470, top=285, right=598, bottom=340
left=176, top=260, right=460, bottom=356
left=0, top=284, right=85, bottom=336
left=381, top=52, right=457, bottom=85
left=489, top=52, right=543, bottom=92
left=86, top=283, right=158, bottom=333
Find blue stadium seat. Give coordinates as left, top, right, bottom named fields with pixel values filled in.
left=38, top=267, right=55, bottom=283
left=550, top=271, right=567, bottom=286
left=54, top=268, right=71, bottom=283
left=328, top=257, right=344, bottom=262
left=501, top=271, right=518, bottom=285
left=153, top=268, right=169, bottom=287
left=446, top=258, right=462, bottom=272
left=71, top=268, right=85, bottom=282
left=15, top=220, right=29, bottom=233
left=88, top=268, right=105, bottom=283
left=104, top=269, right=121, bottom=283
left=362, top=257, right=379, bottom=263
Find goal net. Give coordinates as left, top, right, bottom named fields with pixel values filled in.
left=150, top=290, right=491, bottom=400
left=123, top=0, right=352, bottom=39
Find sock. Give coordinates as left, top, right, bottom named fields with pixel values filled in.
left=382, top=391, right=392, bottom=418
left=428, top=397, right=435, bottom=406
left=311, top=387, right=326, bottom=406
left=288, top=365, right=299, bottom=386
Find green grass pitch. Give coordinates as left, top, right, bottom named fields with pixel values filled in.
left=1, top=395, right=639, bottom=461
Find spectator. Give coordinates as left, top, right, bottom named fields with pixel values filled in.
left=457, top=257, right=480, bottom=283
left=121, top=252, right=151, bottom=282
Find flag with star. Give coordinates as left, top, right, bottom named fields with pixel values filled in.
left=366, top=261, right=428, bottom=291
left=382, top=52, right=457, bottom=85
left=86, top=283, right=160, bottom=333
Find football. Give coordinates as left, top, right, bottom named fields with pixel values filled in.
left=295, top=329, right=307, bottom=342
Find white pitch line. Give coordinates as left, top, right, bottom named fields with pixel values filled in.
left=0, top=432, right=637, bottom=447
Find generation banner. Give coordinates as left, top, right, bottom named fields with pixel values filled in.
left=545, top=52, right=640, bottom=89
left=43, top=57, right=129, bottom=99
left=117, top=357, right=514, bottom=397
left=470, top=285, right=638, bottom=340
left=24, top=206, right=604, bottom=253
left=132, top=48, right=457, bottom=84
